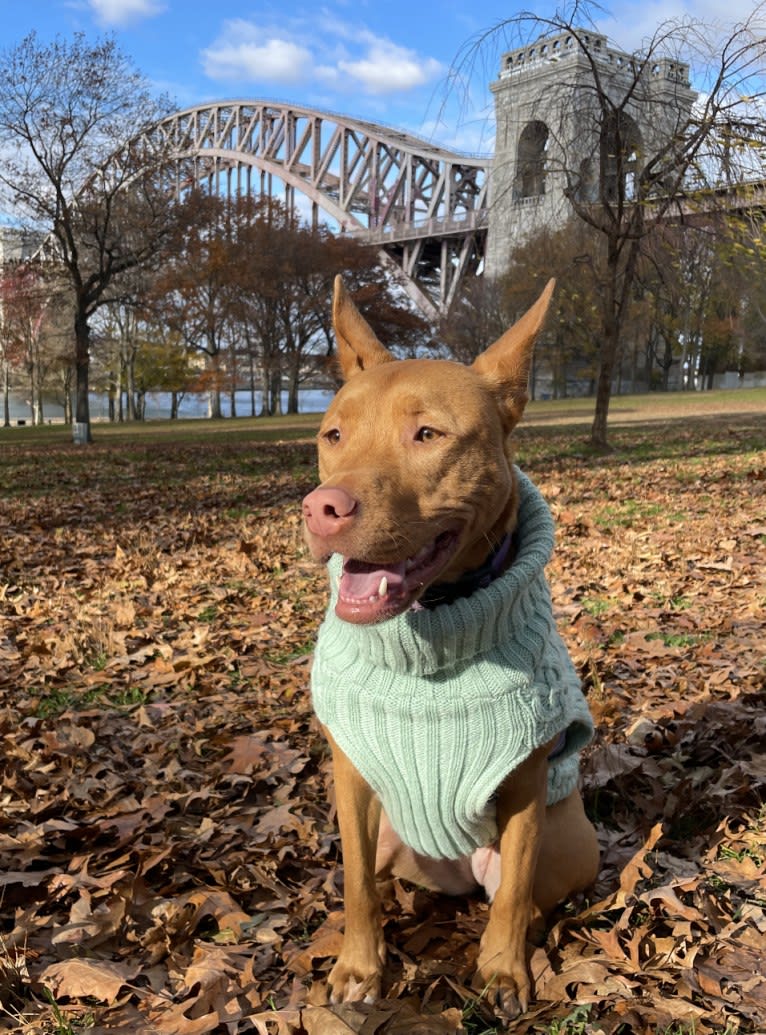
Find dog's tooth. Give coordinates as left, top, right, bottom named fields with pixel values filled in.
left=378, top=576, right=388, bottom=598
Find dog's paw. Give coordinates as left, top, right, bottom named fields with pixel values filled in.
left=328, top=944, right=385, bottom=1004
left=473, top=949, right=531, bottom=1020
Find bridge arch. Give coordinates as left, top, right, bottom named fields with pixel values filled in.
left=155, top=101, right=491, bottom=320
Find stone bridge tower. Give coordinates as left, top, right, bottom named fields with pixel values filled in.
left=485, top=30, right=697, bottom=276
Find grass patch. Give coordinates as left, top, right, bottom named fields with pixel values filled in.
left=593, top=500, right=665, bottom=528
left=647, top=631, right=713, bottom=648
left=0, top=412, right=322, bottom=448
left=540, top=1005, right=592, bottom=1034
left=719, top=843, right=764, bottom=866
left=524, top=386, right=766, bottom=424
left=27, top=684, right=149, bottom=718
left=263, top=641, right=316, bottom=665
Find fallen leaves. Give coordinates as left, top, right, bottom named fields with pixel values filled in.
left=39, top=958, right=141, bottom=1005
left=0, top=416, right=764, bottom=1032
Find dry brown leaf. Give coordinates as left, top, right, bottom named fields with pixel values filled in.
left=39, top=958, right=141, bottom=1004
left=303, top=1001, right=464, bottom=1035
left=616, top=821, right=665, bottom=902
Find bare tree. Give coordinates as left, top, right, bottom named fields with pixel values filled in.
left=229, top=194, right=412, bottom=413
left=153, top=189, right=241, bottom=419
left=498, top=222, right=604, bottom=397
left=442, top=277, right=515, bottom=365
left=0, top=32, right=177, bottom=442
left=0, top=272, right=26, bottom=427
left=0, top=261, right=71, bottom=424
left=458, top=3, right=766, bottom=447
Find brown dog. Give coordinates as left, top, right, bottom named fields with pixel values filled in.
left=302, top=277, right=599, bottom=1018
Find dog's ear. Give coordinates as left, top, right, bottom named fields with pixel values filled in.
left=333, top=275, right=395, bottom=381
left=471, top=278, right=555, bottom=428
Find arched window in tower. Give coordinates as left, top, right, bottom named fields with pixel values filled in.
left=601, top=113, right=642, bottom=203
left=515, top=120, right=549, bottom=201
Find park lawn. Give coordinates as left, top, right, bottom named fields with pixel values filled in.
left=0, top=398, right=764, bottom=1033
left=2, top=385, right=765, bottom=447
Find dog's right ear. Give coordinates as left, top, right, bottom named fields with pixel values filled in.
left=333, top=276, right=395, bottom=381
left=472, top=278, right=556, bottom=429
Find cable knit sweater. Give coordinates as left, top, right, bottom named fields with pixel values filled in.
left=311, top=469, right=594, bottom=860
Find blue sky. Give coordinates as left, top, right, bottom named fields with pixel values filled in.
left=1, top=0, right=760, bottom=155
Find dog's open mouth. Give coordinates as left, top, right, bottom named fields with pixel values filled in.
left=336, top=531, right=460, bottom=623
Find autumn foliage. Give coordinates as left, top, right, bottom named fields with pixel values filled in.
left=0, top=403, right=764, bottom=1033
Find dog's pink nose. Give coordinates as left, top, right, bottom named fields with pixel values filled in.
left=302, top=486, right=359, bottom=538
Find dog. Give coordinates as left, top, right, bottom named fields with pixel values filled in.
left=302, top=276, right=599, bottom=1019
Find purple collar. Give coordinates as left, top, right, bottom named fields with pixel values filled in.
left=415, top=533, right=514, bottom=610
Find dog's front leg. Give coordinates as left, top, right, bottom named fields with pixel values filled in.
left=326, top=730, right=385, bottom=1003
left=474, top=739, right=551, bottom=1019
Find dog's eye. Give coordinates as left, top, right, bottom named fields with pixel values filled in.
left=414, top=426, right=442, bottom=443
left=322, top=428, right=341, bottom=445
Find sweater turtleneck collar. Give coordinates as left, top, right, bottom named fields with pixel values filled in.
left=323, top=468, right=556, bottom=677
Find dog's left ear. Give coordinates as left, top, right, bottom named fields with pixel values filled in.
left=333, top=275, right=395, bottom=381
left=472, top=278, right=555, bottom=428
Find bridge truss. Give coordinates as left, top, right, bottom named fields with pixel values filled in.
left=156, top=101, right=491, bottom=320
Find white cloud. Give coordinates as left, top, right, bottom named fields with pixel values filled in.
left=600, top=0, right=766, bottom=55
left=338, top=38, right=443, bottom=95
left=202, top=24, right=312, bottom=86
left=201, top=17, right=442, bottom=98
left=87, top=0, right=165, bottom=27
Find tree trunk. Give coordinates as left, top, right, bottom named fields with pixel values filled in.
left=630, top=335, right=640, bottom=393
left=287, top=371, right=300, bottom=414
left=108, top=374, right=117, bottom=422
left=117, top=360, right=125, bottom=422
left=590, top=228, right=641, bottom=447
left=248, top=350, right=257, bottom=417
left=126, top=361, right=138, bottom=420
left=590, top=320, right=619, bottom=450
left=2, top=362, right=10, bottom=428
left=208, top=387, right=223, bottom=419
left=269, top=369, right=282, bottom=416
left=208, top=352, right=223, bottom=419
left=31, top=334, right=43, bottom=422
left=28, top=358, right=39, bottom=425
left=554, top=343, right=566, bottom=399
left=27, top=336, right=37, bottom=424
left=73, top=309, right=92, bottom=442
left=62, top=365, right=73, bottom=425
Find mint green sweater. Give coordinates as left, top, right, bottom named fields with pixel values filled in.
left=311, top=470, right=593, bottom=860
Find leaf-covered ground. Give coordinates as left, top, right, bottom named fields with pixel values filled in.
left=0, top=406, right=764, bottom=1035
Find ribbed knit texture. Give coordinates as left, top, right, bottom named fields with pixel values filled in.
left=311, top=469, right=594, bottom=860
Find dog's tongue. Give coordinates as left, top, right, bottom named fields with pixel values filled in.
left=333, top=534, right=459, bottom=623
left=340, top=558, right=406, bottom=600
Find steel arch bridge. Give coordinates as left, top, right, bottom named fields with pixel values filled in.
left=155, top=101, right=491, bottom=321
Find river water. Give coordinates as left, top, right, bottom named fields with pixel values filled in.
left=5, top=388, right=335, bottom=424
